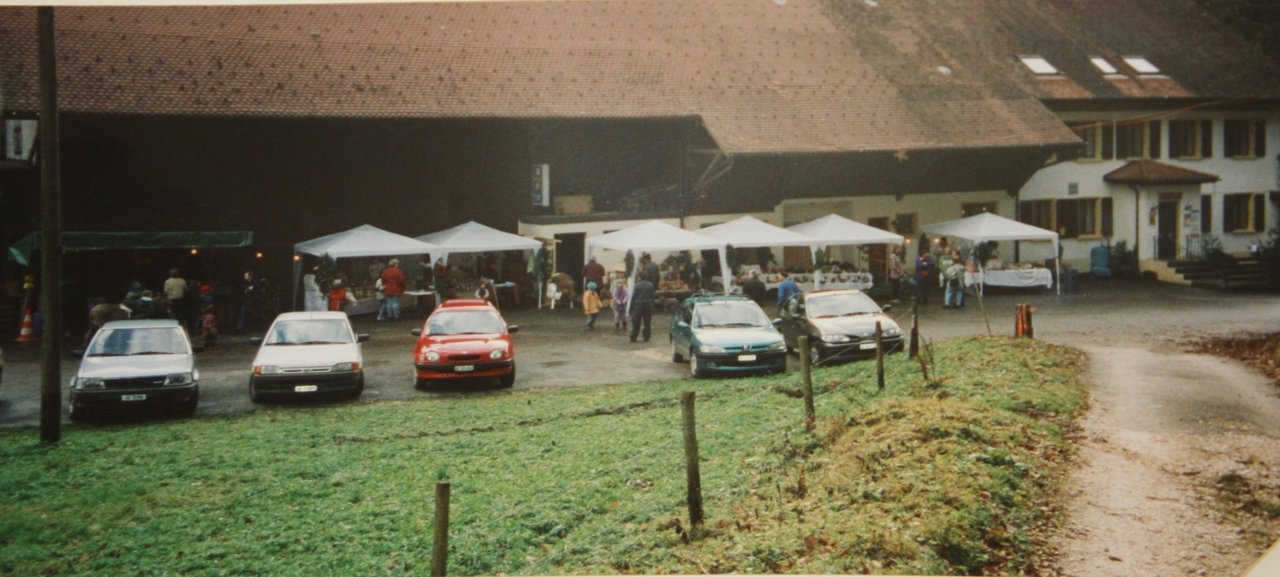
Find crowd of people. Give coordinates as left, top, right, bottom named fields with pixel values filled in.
left=84, top=267, right=275, bottom=349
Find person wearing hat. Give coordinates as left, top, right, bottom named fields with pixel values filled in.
left=163, top=267, right=190, bottom=329
left=326, top=278, right=357, bottom=312
left=582, top=281, right=602, bottom=330
left=378, top=258, right=407, bottom=320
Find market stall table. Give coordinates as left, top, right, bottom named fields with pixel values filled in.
left=965, top=268, right=1053, bottom=290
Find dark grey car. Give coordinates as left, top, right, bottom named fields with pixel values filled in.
left=774, top=289, right=903, bottom=364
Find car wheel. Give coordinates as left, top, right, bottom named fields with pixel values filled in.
left=499, top=365, right=516, bottom=388
left=414, top=378, right=429, bottom=391
left=690, top=349, right=707, bottom=378
left=68, top=403, right=92, bottom=423
left=809, top=343, right=824, bottom=366
left=349, top=375, right=365, bottom=400
left=181, top=389, right=199, bottom=418
left=249, top=381, right=263, bottom=404
left=671, top=339, right=685, bottom=363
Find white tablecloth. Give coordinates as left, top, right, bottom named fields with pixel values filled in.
left=965, top=269, right=1053, bottom=289
left=766, top=272, right=873, bottom=292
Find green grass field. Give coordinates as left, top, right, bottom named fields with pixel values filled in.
left=0, top=337, right=1086, bottom=576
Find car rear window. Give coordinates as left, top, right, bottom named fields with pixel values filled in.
left=807, top=292, right=881, bottom=318
left=265, top=319, right=354, bottom=345
left=88, top=327, right=189, bottom=356
left=693, top=302, right=770, bottom=328
left=427, top=310, right=506, bottom=335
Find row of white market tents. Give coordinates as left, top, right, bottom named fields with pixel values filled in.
left=291, top=222, right=541, bottom=308
left=290, top=211, right=1059, bottom=310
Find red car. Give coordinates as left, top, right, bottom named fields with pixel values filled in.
left=412, top=298, right=518, bottom=388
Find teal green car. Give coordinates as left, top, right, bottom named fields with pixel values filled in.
left=669, top=294, right=787, bottom=377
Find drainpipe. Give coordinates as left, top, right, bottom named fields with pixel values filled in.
left=1129, top=185, right=1141, bottom=262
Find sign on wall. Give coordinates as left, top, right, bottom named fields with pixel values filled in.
left=5, top=119, right=38, bottom=161
left=532, top=164, right=550, bottom=207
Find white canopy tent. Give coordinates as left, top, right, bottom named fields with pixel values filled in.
left=416, top=221, right=543, bottom=307
left=786, top=214, right=904, bottom=288
left=415, top=221, right=541, bottom=261
left=584, top=220, right=730, bottom=306
left=921, top=212, right=1060, bottom=295
left=292, top=224, right=439, bottom=310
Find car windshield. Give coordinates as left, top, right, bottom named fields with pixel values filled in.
left=693, top=301, right=770, bottom=328
left=265, top=319, right=354, bottom=345
left=87, top=327, right=189, bottom=356
left=427, top=310, right=506, bottom=335
left=806, top=292, right=882, bottom=318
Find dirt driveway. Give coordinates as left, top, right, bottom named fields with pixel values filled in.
left=2, top=276, right=1279, bottom=573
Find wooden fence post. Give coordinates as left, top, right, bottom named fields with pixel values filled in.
left=431, top=482, right=450, bottom=577
left=798, top=335, right=815, bottom=430
left=908, top=305, right=919, bottom=359
left=875, top=321, right=885, bottom=391
left=681, top=391, right=704, bottom=528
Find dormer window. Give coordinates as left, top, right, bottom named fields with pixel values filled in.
left=1122, top=56, right=1160, bottom=75
left=1089, top=56, right=1118, bottom=74
left=1019, top=55, right=1058, bottom=75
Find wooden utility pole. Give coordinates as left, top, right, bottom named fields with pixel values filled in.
left=38, top=6, right=62, bottom=444
left=680, top=391, right=704, bottom=528
left=798, top=336, right=815, bottom=430
left=431, top=482, right=450, bottom=577
left=908, top=305, right=919, bottom=359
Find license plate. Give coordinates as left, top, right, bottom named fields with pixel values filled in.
left=121, top=394, right=147, bottom=402
left=859, top=343, right=878, bottom=350
left=294, top=385, right=318, bottom=393
left=455, top=365, right=475, bottom=372
left=737, top=354, right=757, bottom=362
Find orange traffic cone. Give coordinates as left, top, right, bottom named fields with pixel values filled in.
left=15, top=307, right=39, bottom=343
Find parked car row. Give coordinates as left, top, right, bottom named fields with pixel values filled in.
left=66, top=290, right=897, bottom=422
left=667, top=289, right=903, bottom=376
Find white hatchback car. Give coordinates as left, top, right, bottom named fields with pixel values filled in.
left=250, top=311, right=367, bottom=402
left=70, top=319, right=199, bottom=421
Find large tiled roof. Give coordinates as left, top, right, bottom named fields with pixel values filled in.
left=2, top=1, right=1269, bottom=155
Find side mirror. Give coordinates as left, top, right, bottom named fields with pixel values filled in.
left=507, top=325, right=519, bottom=334
left=881, top=304, right=893, bottom=312
left=249, top=336, right=263, bottom=345
left=676, top=321, right=689, bottom=329
left=69, top=348, right=85, bottom=358
left=772, top=318, right=782, bottom=326
left=357, top=334, right=370, bottom=343
left=410, top=328, right=422, bottom=337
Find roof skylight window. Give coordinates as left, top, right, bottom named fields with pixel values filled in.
left=1089, top=56, right=1118, bottom=74
left=1122, top=56, right=1160, bottom=74
left=1019, top=56, right=1059, bottom=75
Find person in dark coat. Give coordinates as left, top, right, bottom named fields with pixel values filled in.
left=581, top=255, right=606, bottom=294
left=629, top=276, right=656, bottom=343
left=740, top=271, right=767, bottom=306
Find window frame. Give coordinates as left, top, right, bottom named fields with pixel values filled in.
left=1222, top=193, right=1264, bottom=234
left=1169, top=119, right=1213, bottom=160
left=1019, top=199, right=1053, bottom=231
left=1071, top=121, right=1106, bottom=161
left=1054, top=197, right=1113, bottom=240
left=1224, top=119, right=1266, bottom=159
left=893, top=213, right=918, bottom=236
left=1115, top=120, right=1161, bottom=160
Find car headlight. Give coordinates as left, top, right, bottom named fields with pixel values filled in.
left=767, top=341, right=787, bottom=352
left=253, top=365, right=281, bottom=375
left=882, top=326, right=902, bottom=337
left=488, top=349, right=505, bottom=360
left=332, top=362, right=361, bottom=372
left=164, top=372, right=194, bottom=386
left=699, top=344, right=726, bottom=353
left=73, top=377, right=105, bottom=390
left=423, top=351, right=441, bottom=363
left=820, top=334, right=852, bottom=343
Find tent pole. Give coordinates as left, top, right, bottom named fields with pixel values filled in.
left=291, top=255, right=301, bottom=311
left=718, top=248, right=732, bottom=295
left=1054, top=239, right=1061, bottom=296
left=810, top=245, right=822, bottom=289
